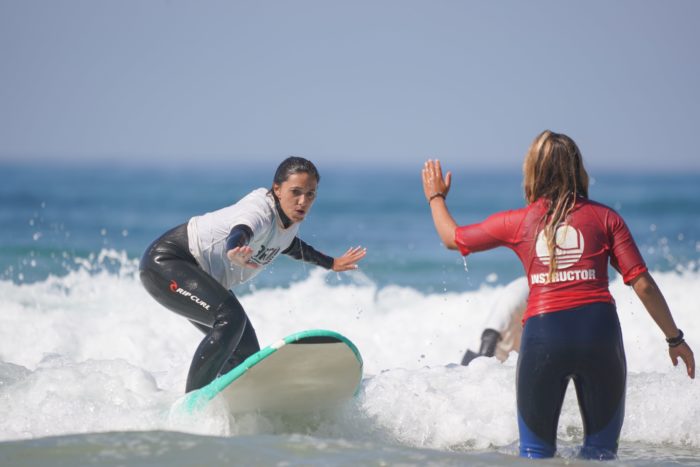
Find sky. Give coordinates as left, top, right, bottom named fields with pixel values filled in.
left=1, top=0, right=699, bottom=172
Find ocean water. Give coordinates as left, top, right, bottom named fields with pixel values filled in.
left=1, top=163, right=699, bottom=466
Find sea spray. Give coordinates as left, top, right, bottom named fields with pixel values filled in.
left=1, top=257, right=698, bottom=453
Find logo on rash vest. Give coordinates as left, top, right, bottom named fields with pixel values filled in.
left=535, top=224, right=584, bottom=268
left=531, top=224, right=596, bottom=284
left=169, top=280, right=211, bottom=311
left=251, top=244, right=281, bottom=266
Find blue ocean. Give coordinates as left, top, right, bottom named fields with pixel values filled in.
left=1, top=163, right=699, bottom=466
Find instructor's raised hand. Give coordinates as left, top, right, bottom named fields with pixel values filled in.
left=421, top=159, right=459, bottom=250
left=422, top=159, right=452, bottom=203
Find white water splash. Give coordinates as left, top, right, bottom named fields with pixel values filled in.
left=0, top=253, right=698, bottom=451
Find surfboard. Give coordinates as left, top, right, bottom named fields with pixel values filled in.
left=182, top=329, right=363, bottom=414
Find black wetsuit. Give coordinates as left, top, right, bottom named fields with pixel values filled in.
left=139, top=201, right=334, bottom=393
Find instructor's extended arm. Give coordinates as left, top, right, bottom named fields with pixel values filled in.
left=422, top=159, right=458, bottom=250
left=631, top=271, right=695, bottom=379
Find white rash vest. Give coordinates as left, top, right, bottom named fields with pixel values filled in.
left=186, top=188, right=300, bottom=289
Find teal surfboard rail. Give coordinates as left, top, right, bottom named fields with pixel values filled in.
left=183, top=329, right=363, bottom=412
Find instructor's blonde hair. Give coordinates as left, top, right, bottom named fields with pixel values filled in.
left=523, top=130, right=589, bottom=281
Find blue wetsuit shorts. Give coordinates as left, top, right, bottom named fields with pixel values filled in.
left=516, top=302, right=626, bottom=460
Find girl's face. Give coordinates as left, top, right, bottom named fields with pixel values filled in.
left=273, top=172, right=318, bottom=224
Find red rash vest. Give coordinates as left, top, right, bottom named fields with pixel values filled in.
left=455, top=197, right=647, bottom=323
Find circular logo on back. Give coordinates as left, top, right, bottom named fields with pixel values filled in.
left=535, top=224, right=585, bottom=269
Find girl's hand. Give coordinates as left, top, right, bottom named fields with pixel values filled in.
left=422, top=159, right=452, bottom=203
left=226, top=246, right=259, bottom=269
left=332, top=246, right=367, bottom=272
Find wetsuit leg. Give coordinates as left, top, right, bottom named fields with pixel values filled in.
left=220, top=322, right=260, bottom=374
left=190, top=321, right=210, bottom=334
left=516, top=302, right=626, bottom=459
left=139, top=223, right=259, bottom=392
left=516, top=323, right=570, bottom=458
left=190, top=319, right=260, bottom=375
left=573, top=306, right=626, bottom=460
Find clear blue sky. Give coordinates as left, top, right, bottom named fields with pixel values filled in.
left=1, top=1, right=698, bottom=171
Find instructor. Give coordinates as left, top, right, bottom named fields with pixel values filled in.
left=422, top=131, right=694, bottom=459
left=140, top=157, right=366, bottom=393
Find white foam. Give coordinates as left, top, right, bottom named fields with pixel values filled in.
left=0, top=252, right=698, bottom=449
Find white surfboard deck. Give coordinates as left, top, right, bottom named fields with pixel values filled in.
left=182, top=329, right=363, bottom=414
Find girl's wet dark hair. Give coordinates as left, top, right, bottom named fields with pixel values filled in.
left=272, top=156, right=320, bottom=187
